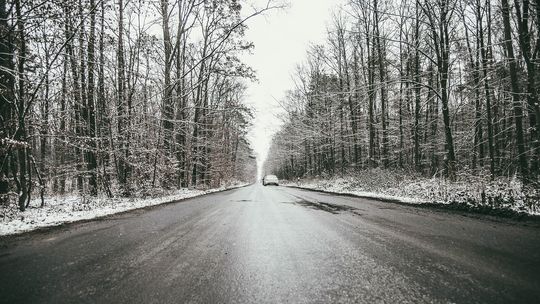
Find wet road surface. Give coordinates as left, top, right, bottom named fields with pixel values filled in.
left=1, top=184, right=539, bottom=303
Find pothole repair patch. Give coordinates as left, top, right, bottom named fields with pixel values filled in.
left=293, top=200, right=357, bottom=214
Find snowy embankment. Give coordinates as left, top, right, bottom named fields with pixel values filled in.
left=0, top=183, right=247, bottom=236
left=283, top=169, right=540, bottom=216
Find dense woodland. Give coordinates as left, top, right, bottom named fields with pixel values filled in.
left=0, top=0, right=273, bottom=211
left=266, top=0, right=540, bottom=185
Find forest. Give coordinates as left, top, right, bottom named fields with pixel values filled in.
left=265, top=0, right=540, bottom=198
left=0, top=0, right=273, bottom=212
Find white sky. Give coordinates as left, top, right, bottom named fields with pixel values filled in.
left=241, top=0, right=342, bottom=177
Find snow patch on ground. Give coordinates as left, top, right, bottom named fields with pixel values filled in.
left=0, top=183, right=247, bottom=236
left=284, top=170, right=540, bottom=216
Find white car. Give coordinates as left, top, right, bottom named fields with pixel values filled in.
left=262, top=175, right=279, bottom=186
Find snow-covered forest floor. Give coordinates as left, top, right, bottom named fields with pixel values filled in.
left=283, top=169, right=540, bottom=216
left=0, top=182, right=247, bottom=236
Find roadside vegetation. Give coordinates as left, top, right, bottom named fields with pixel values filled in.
left=284, top=170, right=539, bottom=216
left=0, top=1, right=283, bottom=216
left=0, top=181, right=246, bottom=236
left=265, top=0, right=540, bottom=214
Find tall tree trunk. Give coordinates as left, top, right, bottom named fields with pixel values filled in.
left=117, top=0, right=129, bottom=191
left=0, top=0, right=15, bottom=196
left=97, top=0, right=111, bottom=197
left=77, top=0, right=88, bottom=192
left=462, top=3, right=483, bottom=172
left=59, top=55, right=68, bottom=194
left=501, top=0, right=528, bottom=177
left=514, top=0, right=540, bottom=175
left=86, top=0, right=98, bottom=195
left=39, top=27, right=50, bottom=188
left=64, top=5, right=84, bottom=192
left=477, top=0, right=495, bottom=177
left=414, top=2, right=422, bottom=171
left=352, top=47, right=361, bottom=167
left=191, top=32, right=209, bottom=187
left=15, top=0, right=28, bottom=211
left=161, top=0, right=174, bottom=164
left=428, top=65, right=439, bottom=175
left=367, top=36, right=376, bottom=167
left=374, top=0, right=388, bottom=167
left=175, top=25, right=187, bottom=188
left=424, top=0, right=456, bottom=179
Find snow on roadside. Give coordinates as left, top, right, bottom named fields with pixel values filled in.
left=0, top=183, right=248, bottom=236
left=283, top=178, right=425, bottom=204
left=283, top=172, right=540, bottom=216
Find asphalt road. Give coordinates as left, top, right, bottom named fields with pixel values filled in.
left=1, top=184, right=539, bottom=303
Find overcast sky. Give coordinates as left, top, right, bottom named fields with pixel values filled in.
left=241, top=0, right=343, bottom=176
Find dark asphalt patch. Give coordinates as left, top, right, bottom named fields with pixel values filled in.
left=293, top=200, right=358, bottom=214
left=285, top=185, right=540, bottom=224
left=231, top=199, right=260, bottom=203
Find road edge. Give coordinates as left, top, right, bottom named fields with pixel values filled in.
left=284, top=185, right=540, bottom=224
left=0, top=183, right=252, bottom=239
